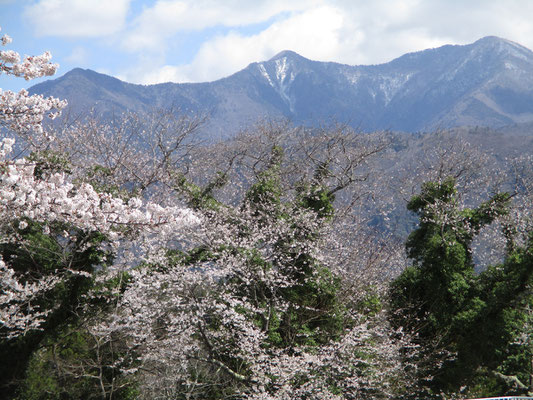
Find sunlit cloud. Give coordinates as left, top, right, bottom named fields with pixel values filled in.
left=129, top=5, right=346, bottom=84
left=15, top=0, right=533, bottom=87
left=24, top=0, right=131, bottom=37
left=121, top=0, right=319, bottom=52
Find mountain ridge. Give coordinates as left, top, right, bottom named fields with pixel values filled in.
left=30, top=36, right=533, bottom=138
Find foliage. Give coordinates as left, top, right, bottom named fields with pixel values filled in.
left=390, top=177, right=533, bottom=397
left=103, top=133, right=408, bottom=399
left=2, top=24, right=533, bottom=400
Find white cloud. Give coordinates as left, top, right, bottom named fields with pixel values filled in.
left=121, top=0, right=319, bottom=52
left=130, top=5, right=346, bottom=84
left=112, top=0, right=533, bottom=85
left=334, top=0, right=533, bottom=63
left=24, top=0, right=131, bottom=37
left=123, top=1, right=467, bottom=85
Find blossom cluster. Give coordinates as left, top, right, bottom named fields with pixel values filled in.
left=0, top=135, right=199, bottom=337
left=0, top=89, right=67, bottom=134
left=1, top=26, right=58, bottom=80
left=0, top=258, right=60, bottom=338
left=101, top=182, right=408, bottom=399
left=0, top=26, right=65, bottom=136
left=0, top=148, right=198, bottom=235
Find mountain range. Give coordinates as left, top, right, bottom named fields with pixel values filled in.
left=29, top=36, right=533, bottom=138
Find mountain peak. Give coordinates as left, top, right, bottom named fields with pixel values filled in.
left=59, top=67, right=93, bottom=79
left=64, top=67, right=104, bottom=77
left=474, top=35, right=518, bottom=45
left=59, top=67, right=129, bottom=88
left=475, top=35, right=506, bottom=43
left=268, top=50, right=306, bottom=62
left=471, top=35, right=533, bottom=58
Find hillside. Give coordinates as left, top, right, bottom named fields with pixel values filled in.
left=30, top=36, right=533, bottom=138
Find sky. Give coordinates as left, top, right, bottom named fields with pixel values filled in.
left=2, top=0, right=533, bottom=92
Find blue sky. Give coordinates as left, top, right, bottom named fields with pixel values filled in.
left=2, top=0, right=533, bottom=92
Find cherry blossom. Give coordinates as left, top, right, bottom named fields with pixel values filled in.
left=0, top=27, right=199, bottom=340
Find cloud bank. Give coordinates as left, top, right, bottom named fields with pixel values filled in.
left=24, top=0, right=131, bottom=37
left=22, top=0, right=533, bottom=85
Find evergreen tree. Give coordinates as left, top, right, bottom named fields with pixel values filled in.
left=390, top=178, right=533, bottom=397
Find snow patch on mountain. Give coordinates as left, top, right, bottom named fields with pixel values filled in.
left=275, top=57, right=288, bottom=82
left=379, top=73, right=413, bottom=104
left=256, top=57, right=297, bottom=113
left=258, top=64, right=274, bottom=87
left=344, top=70, right=361, bottom=85
left=276, top=59, right=296, bottom=112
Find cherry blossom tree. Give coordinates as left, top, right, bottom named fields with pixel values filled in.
left=92, top=126, right=416, bottom=400
left=0, top=28, right=198, bottom=398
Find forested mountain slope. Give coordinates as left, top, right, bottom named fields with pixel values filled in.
left=30, top=36, right=533, bottom=139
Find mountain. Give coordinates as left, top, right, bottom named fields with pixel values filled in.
left=30, top=37, right=533, bottom=138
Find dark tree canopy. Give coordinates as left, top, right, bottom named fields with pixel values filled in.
left=390, top=178, right=533, bottom=397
